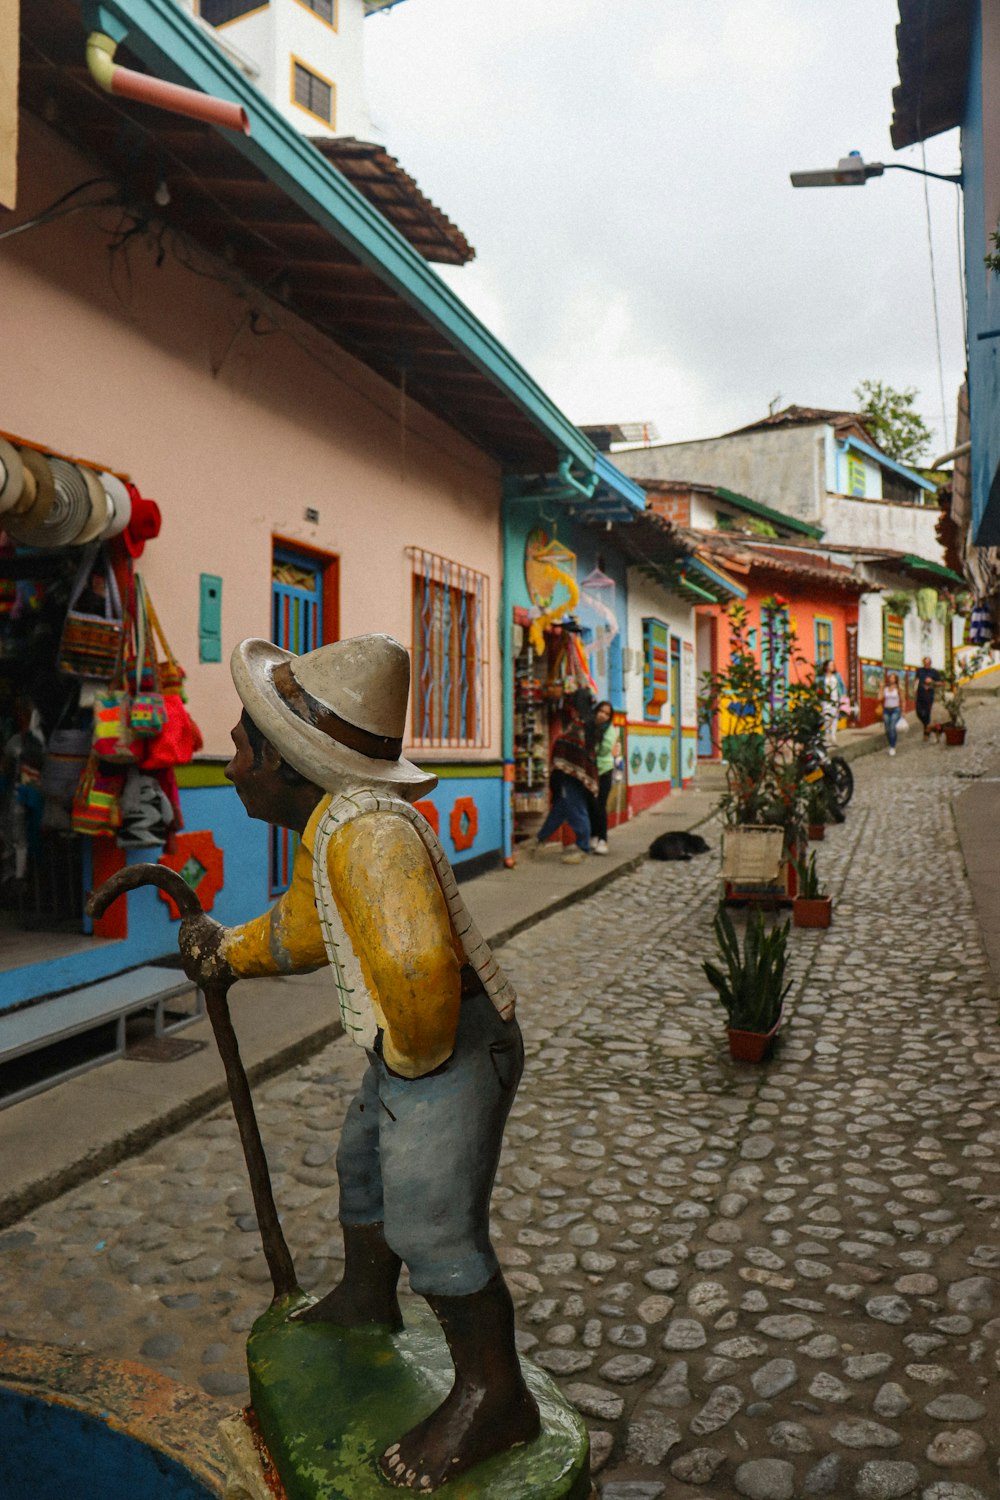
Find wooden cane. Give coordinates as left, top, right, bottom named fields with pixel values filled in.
left=86, top=864, right=299, bottom=1303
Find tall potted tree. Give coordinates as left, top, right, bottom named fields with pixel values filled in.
left=701, top=602, right=823, bottom=904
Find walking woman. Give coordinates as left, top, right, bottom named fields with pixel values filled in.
left=528, top=702, right=598, bottom=864
left=818, top=659, right=843, bottom=745
left=589, top=700, right=619, bottom=855
left=881, top=670, right=903, bottom=756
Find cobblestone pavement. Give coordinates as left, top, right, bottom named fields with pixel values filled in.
left=3, top=712, right=1000, bottom=1500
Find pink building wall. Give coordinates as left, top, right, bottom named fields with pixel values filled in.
left=1, top=115, right=504, bottom=762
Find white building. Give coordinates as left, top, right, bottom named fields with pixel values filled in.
left=613, top=406, right=942, bottom=559
left=184, top=0, right=407, bottom=140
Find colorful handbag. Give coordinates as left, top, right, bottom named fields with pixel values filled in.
left=58, top=544, right=125, bottom=684
left=41, top=726, right=92, bottom=804
left=129, top=576, right=167, bottom=738
left=141, top=692, right=204, bottom=769
left=92, top=680, right=136, bottom=764
left=72, top=753, right=125, bottom=836
left=143, top=588, right=187, bottom=697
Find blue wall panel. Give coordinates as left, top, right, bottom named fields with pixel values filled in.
left=2, top=775, right=501, bottom=1010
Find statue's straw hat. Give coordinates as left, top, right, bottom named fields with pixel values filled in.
left=231, top=634, right=437, bottom=796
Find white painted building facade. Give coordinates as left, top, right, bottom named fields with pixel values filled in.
left=623, top=570, right=700, bottom=811
left=184, top=0, right=397, bottom=139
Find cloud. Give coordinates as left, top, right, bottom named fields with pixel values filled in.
left=366, top=0, right=966, bottom=451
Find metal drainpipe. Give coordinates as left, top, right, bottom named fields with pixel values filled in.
left=557, top=454, right=599, bottom=501
left=86, top=31, right=250, bottom=135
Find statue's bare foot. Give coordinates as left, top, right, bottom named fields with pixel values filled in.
left=290, top=1221, right=402, bottom=1330
left=291, top=1281, right=403, bottom=1331
left=378, top=1380, right=540, bottom=1490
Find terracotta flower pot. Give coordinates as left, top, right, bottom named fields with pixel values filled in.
left=807, top=824, right=825, bottom=841
left=794, top=895, right=832, bottom=928
left=943, top=725, right=966, bottom=746
left=727, top=1013, right=782, bottom=1063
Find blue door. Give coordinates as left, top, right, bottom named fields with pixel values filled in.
left=269, top=547, right=325, bottom=894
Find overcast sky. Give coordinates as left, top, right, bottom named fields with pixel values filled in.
left=365, top=0, right=966, bottom=457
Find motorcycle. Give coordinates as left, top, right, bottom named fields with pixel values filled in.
left=800, top=733, right=853, bottom=821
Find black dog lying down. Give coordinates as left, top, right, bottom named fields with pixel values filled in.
left=649, top=831, right=711, bottom=861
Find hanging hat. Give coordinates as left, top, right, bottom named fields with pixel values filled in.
left=231, top=634, right=437, bottom=796
left=0, top=437, right=25, bottom=516
left=73, top=466, right=113, bottom=545
left=5, top=456, right=90, bottom=548
left=98, top=472, right=132, bottom=540
left=122, top=482, right=162, bottom=557
left=14, top=448, right=55, bottom=520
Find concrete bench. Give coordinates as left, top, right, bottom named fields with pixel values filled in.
left=0, top=966, right=205, bottom=1108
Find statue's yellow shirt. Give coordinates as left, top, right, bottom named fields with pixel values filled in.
left=222, top=798, right=462, bottom=1079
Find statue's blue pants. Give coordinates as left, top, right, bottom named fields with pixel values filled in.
left=336, top=990, right=524, bottom=1297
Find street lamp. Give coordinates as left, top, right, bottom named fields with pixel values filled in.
left=789, top=151, right=961, bottom=188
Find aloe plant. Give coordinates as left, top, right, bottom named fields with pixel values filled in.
left=795, top=851, right=826, bottom=900
left=704, top=904, right=791, bottom=1034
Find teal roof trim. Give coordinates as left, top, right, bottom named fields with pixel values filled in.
left=714, top=487, right=824, bottom=539
left=687, top=553, right=747, bottom=600
left=900, top=554, right=966, bottom=586
left=594, top=454, right=646, bottom=513
left=838, top=436, right=937, bottom=494
left=81, top=0, right=594, bottom=472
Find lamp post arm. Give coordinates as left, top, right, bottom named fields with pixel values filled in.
left=876, top=162, right=963, bottom=186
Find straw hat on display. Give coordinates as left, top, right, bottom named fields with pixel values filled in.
left=14, top=448, right=55, bottom=520
left=0, top=437, right=25, bottom=516
left=98, top=472, right=132, bottom=540
left=6, top=456, right=92, bottom=548
left=73, top=466, right=114, bottom=544
left=231, top=634, right=437, bottom=796
left=122, top=483, right=162, bottom=558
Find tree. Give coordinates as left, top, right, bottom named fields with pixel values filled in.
left=853, top=379, right=933, bottom=466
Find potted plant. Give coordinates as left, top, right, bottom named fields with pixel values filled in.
left=793, top=851, right=832, bottom=928
left=804, top=781, right=829, bottom=840
left=703, top=903, right=791, bottom=1062
left=940, top=647, right=989, bottom=746
left=701, top=603, right=820, bottom=905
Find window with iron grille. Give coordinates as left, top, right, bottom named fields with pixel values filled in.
left=293, top=61, right=333, bottom=123
left=200, top=0, right=267, bottom=25
left=299, top=0, right=335, bottom=21
left=409, top=549, right=488, bottom=749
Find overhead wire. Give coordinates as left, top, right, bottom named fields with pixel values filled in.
left=920, top=140, right=950, bottom=448
left=0, top=176, right=121, bottom=241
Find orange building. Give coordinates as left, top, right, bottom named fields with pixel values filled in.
left=689, top=537, right=866, bottom=759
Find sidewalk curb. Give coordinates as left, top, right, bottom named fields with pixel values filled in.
left=0, top=1021, right=343, bottom=1230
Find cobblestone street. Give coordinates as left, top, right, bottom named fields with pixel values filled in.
left=3, top=712, right=1000, bottom=1500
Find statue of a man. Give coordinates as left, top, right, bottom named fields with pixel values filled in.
left=179, top=634, right=539, bottom=1491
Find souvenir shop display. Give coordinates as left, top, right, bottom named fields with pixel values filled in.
left=512, top=618, right=598, bottom=845
left=0, top=433, right=183, bottom=945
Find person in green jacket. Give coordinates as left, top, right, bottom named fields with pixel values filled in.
left=589, top=700, right=619, bottom=854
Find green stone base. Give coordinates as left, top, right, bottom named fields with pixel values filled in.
left=246, top=1295, right=592, bottom=1500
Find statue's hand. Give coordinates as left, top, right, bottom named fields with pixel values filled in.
left=179, top=913, right=233, bottom=989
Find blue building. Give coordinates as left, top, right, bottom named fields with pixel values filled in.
left=892, top=0, right=1000, bottom=543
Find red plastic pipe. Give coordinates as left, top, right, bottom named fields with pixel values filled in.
left=111, top=67, right=250, bottom=134
left=86, top=31, right=250, bottom=136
